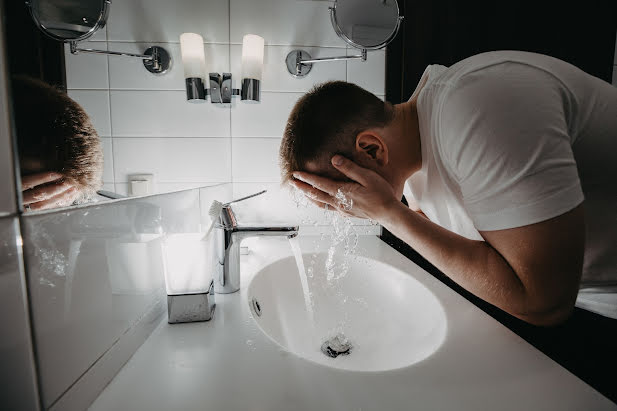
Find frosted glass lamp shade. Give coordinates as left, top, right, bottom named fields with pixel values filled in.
left=241, top=34, right=264, bottom=80
left=180, top=33, right=206, bottom=80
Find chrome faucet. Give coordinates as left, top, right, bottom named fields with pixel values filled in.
left=211, top=192, right=298, bottom=294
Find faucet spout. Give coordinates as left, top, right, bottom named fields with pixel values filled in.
left=210, top=201, right=299, bottom=294
left=233, top=225, right=299, bottom=239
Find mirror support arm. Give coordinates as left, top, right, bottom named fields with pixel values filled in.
left=69, top=42, right=172, bottom=75
left=69, top=41, right=152, bottom=59
left=285, top=49, right=367, bottom=78
left=299, top=49, right=367, bottom=64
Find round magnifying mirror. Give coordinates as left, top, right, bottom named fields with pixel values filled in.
left=27, top=0, right=109, bottom=42
left=330, top=0, right=402, bottom=50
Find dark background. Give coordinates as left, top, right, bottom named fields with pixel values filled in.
left=2, top=0, right=66, bottom=89
left=386, top=0, right=617, bottom=103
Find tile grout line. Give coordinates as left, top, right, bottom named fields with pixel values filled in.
left=99, top=39, right=349, bottom=49
left=228, top=0, right=234, bottom=186
left=104, top=36, right=117, bottom=191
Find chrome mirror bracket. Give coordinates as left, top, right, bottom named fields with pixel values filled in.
left=69, top=42, right=172, bottom=75
left=285, top=49, right=367, bottom=78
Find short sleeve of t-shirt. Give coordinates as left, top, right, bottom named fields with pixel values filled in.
left=437, top=62, right=584, bottom=231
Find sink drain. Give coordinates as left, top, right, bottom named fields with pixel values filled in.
left=250, top=298, right=262, bottom=317
left=321, top=333, right=352, bottom=358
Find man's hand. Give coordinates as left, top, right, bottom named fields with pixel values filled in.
left=22, top=172, right=80, bottom=211
left=291, top=155, right=400, bottom=221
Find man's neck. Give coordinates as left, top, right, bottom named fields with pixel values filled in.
left=391, top=99, right=422, bottom=179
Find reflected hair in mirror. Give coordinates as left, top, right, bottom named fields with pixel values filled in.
left=12, top=76, right=103, bottom=205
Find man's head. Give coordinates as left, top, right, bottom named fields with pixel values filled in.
left=280, top=81, right=397, bottom=184
left=12, top=76, right=103, bottom=203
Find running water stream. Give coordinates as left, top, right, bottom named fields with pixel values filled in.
left=288, top=186, right=362, bottom=351
left=288, top=237, right=315, bottom=327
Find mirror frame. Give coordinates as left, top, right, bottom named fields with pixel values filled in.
left=25, top=0, right=110, bottom=43
left=329, top=0, right=403, bottom=50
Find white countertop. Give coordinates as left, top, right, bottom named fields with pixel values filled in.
left=89, top=235, right=615, bottom=411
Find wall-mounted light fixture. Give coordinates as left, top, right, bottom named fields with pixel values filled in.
left=180, top=33, right=264, bottom=104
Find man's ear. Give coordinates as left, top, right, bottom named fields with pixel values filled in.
left=355, top=131, right=389, bottom=166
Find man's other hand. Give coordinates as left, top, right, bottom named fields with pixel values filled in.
left=291, top=155, right=400, bottom=221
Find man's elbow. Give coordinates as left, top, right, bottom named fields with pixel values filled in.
left=514, top=301, right=576, bottom=327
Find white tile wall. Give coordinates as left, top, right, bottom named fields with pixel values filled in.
left=229, top=0, right=346, bottom=47
left=64, top=42, right=109, bottom=90
left=110, top=90, right=230, bottom=137
left=348, top=49, right=386, bottom=95
left=231, top=92, right=302, bottom=137
left=232, top=138, right=281, bottom=182
left=101, top=137, right=114, bottom=183
left=67, top=90, right=111, bottom=136
left=88, top=25, right=107, bottom=42
left=113, top=137, right=231, bottom=183
left=65, top=0, right=386, bottom=224
left=107, top=0, right=230, bottom=43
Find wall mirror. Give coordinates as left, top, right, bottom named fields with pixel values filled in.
left=330, top=0, right=403, bottom=50
left=26, top=0, right=109, bottom=42
left=286, top=0, right=402, bottom=77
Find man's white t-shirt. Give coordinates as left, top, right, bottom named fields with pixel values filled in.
left=406, top=51, right=617, bottom=318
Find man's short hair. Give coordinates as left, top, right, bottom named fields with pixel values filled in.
left=280, top=81, right=393, bottom=182
left=12, top=76, right=103, bottom=201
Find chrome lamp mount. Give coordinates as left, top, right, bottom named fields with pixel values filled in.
left=184, top=74, right=259, bottom=104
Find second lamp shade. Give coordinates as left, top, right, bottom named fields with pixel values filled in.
left=241, top=34, right=265, bottom=81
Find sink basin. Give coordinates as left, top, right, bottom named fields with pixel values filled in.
left=247, top=252, right=447, bottom=372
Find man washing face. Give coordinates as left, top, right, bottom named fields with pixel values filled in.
left=281, top=51, right=617, bottom=328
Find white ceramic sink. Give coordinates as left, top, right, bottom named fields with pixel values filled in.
left=247, top=252, right=448, bottom=372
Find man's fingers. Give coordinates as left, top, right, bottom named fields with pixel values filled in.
left=23, top=180, right=74, bottom=205
left=331, top=155, right=370, bottom=186
left=292, top=172, right=343, bottom=196
left=27, top=187, right=79, bottom=211
left=291, top=180, right=336, bottom=205
left=21, top=172, right=63, bottom=191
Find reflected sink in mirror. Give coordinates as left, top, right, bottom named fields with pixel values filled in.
left=247, top=253, right=448, bottom=372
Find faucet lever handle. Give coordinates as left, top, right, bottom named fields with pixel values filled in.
left=224, top=190, right=267, bottom=206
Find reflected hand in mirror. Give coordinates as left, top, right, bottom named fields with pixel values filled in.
left=21, top=172, right=80, bottom=211
left=12, top=76, right=104, bottom=212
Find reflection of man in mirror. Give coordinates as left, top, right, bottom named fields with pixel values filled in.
left=282, top=51, right=617, bottom=401
left=12, top=76, right=103, bottom=211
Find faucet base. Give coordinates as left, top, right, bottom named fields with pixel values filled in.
left=167, top=280, right=216, bottom=323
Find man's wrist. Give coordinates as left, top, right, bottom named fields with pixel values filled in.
left=376, top=198, right=409, bottom=227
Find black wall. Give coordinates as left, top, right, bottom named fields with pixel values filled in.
left=386, top=1, right=617, bottom=103
left=1, top=0, right=66, bottom=89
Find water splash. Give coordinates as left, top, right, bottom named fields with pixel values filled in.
left=335, top=188, right=353, bottom=211
left=325, top=190, right=359, bottom=282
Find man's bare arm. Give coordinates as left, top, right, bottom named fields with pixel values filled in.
left=381, top=201, right=584, bottom=326
left=292, top=155, right=584, bottom=326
